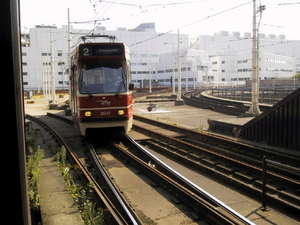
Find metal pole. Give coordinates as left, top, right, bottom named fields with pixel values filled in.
left=50, top=30, right=56, bottom=103
left=149, top=70, right=152, bottom=93
left=262, top=156, right=267, bottom=210
left=46, top=57, right=49, bottom=99
left=67, top=8, right=72, bottom=95
left=177, top=29, right=182, bottom=100
left=248, top=0, right=261, bottom=115
left=172, top=45, right=175, bottom=94
left=42, top=62, right=45, bottom=96
left=186, top=58, right=188, bottom=91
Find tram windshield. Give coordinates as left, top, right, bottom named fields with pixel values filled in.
left=79, top=63, right=127, bottom=95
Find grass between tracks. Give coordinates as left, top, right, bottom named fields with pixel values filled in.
left=49, top=142, right=105, bottom=224
left=26, top=130, right=44, bottom=224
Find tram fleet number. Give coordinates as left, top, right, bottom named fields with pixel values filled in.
left=100, top=111, right=111, bottom=116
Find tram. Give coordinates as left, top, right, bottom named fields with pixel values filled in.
left=69, top=35, right=134, bottom=136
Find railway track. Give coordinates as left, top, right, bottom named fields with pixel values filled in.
left=182, top=91, right=272, bottom=116
left=109, top=135, right=254, bottom=224
left=26, top=113, right=255, bottom=224
left=132, top=114, right=300, bottom=215
left=26, top=113, right=139, bottom=225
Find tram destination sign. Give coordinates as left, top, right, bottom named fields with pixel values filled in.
left=79, top=44, right=124, bottom=57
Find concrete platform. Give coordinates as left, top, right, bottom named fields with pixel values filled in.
left=37, top=136, right=84, bottom=225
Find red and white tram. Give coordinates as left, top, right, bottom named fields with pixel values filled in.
left=69, top=35, right=134, bottom=136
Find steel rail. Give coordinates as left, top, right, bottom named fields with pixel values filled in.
left=133, top=114, right=300, bottom=178
left=132, top=123, right=300, bottom=214
left=46, top=112, right=73, bottom=124
left=133, top=123, right=300, bottom=187
left=111, top=135, right=255, bottom=225
left=86, top=139, right=142, bottom=225
left=25, top=114, right=138, bottom=225
left=43, top=112, right=252, bottom=223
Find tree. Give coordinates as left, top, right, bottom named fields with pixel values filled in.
left=292, top=73, right=300, bottom=79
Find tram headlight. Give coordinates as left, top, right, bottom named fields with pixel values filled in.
left=84, top=111, right=92, bottom=117
left=117, top=109, right=125, bottom=116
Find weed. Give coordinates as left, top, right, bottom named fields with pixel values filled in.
left=198, top=124, right=204, bottom=132
left=54, top=146, right=105, bottom=224
left=26, top=130, right=38, bottom=150
left=26, top=146, right=44, bottom=211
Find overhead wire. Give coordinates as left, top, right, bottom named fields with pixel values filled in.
left=85, top=0, right=116, bottom=35
left=71, top=0, right=116, bottom=48
left=129, top=0, right=253, bottom=47
left=71, top=0, right=252, bottom=49
left=72, top=0, right=208, bottom=47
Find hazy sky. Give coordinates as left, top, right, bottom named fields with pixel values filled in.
left=20, top=0, right=300, bottom=40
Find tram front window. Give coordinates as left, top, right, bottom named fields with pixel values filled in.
left=80, top=64, right=126, bottom=94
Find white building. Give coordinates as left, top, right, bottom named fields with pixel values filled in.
left=155, top=49, right=212, bottom=88
left=22, top=23, right=191, bottom=91
left=194, top=31, right=298, bottom=86
left=21, top=24, right=299, bottom=91
left=22, top=25, right=70, bottom=92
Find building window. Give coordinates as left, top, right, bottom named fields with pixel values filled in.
left=23, top=72, right=28, bottom=76
left=23, top=82, right=28, bottom=85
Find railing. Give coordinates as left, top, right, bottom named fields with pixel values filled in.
left=261, top=156, right=300, bottom=210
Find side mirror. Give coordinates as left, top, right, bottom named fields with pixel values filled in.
left=129, top=83, right=134, bottom=90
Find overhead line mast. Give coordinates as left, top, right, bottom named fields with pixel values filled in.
left=247, top=0, right=265, bottom=116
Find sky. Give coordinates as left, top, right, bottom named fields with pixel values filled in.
left=20, top=0, right=300, bottom=40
